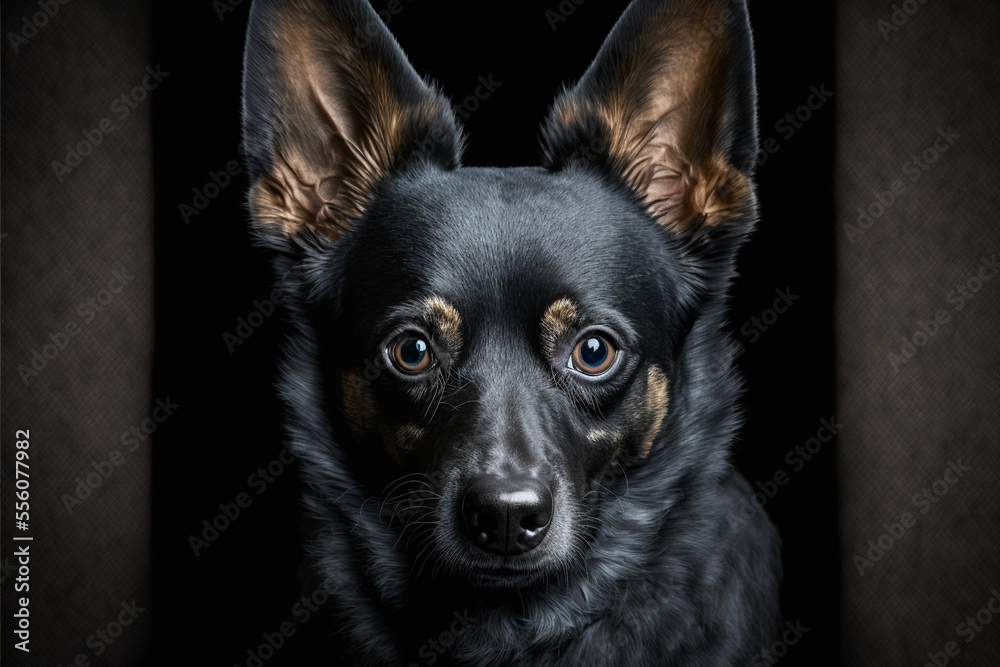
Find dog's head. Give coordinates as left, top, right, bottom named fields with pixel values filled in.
left=242, top=0, right=757, bottom=589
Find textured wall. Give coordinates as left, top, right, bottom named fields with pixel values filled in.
left=0, top=1, right=153, bottom=664
left=836, top=1, right=1000, bottom=664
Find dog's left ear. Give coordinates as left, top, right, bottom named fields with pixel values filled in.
left=541, top=0, right=757, bottom=232
left=241, top=0, right=461, bottom=240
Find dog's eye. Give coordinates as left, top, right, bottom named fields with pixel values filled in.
left=391, top=336, right=433, bottom=373
left=569, top=335, right=617, bottom=375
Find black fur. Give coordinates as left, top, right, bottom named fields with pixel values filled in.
left=241, top=0, right=781, bottom=665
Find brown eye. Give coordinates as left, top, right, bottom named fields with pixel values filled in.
left=570, top=335, right=617, bottom=375
left=392, top=335, right=433, bottom=373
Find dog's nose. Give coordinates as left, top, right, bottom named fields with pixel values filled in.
left=461, top=475, right=552, bottom=555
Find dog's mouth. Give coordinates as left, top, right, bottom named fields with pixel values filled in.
left=432, top=535, right=570, bottom=589
left=464, top=562, right=551, bottom=589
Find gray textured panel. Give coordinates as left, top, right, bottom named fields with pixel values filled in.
left=1, top=0, right=153, bottom=664
left=836, top=1, right=1000, bottom=664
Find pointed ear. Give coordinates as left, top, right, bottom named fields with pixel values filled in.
left=541, top=0, right=758, bottom=232
left=242, top=0, right=461, bottom=239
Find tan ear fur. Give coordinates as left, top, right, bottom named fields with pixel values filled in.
left=244, top=0, right=459, bottom=239
left=546, top=0, right=756, bottom=231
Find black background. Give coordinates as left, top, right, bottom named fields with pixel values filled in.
left=150, top=2, right=836, bottom=665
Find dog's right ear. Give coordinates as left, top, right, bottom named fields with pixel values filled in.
left=242, top=0, right=461, bottom=240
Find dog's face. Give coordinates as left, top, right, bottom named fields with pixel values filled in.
left=331, top=166, right=688, bottom=584
left=243, top=0, right=757, bottom=588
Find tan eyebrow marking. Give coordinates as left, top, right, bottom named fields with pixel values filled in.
left=422, top=295, right=462, bottom=349
left=539, top=298, right=581, bottom=358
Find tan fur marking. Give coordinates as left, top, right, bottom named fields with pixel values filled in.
left=250, top=3, right=454, bottom=239
left=636, top=366, right=669, bottom=458
left=587, top=428, right=610, bottom=443
left=589, top=428, right=627, bottom=456
left=423, top=296, right=463, bottom=349
left=539, top=298, right=581, bottom=359
left=551, top=0, right=753, bottom=231
left=341, top=370, right=375, bottom=438
left=394, top=424, right=425, bottom=452
left=396, top=424, right=427, bottom=452
left=379, top=423, right=426, bottom=465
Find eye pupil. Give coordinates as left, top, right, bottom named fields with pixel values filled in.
left=400, top=338, right=427, bottom=366
left=580, top=338, right=607, bottom=367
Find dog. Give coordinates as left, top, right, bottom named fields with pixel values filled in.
left=241, top=0, right=781, bottom=664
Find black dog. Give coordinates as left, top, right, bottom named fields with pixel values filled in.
left=241, top=0, right=781, bottom=664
